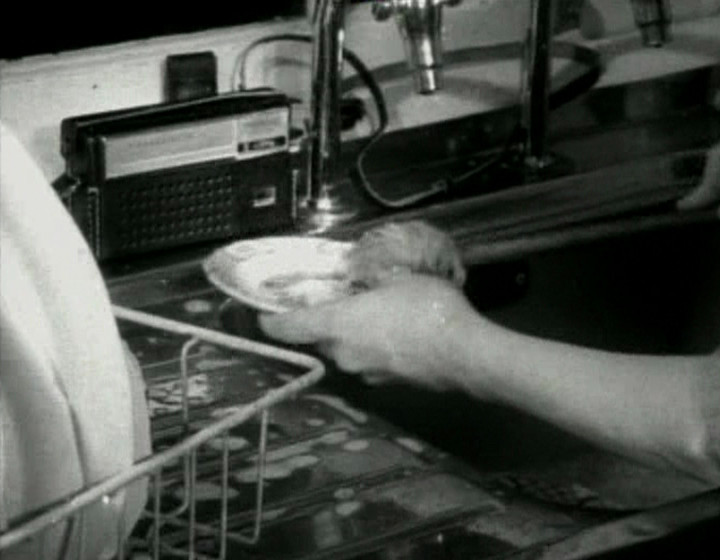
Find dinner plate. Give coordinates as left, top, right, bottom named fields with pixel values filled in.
left=203, top=237, right=360, bottom=313
left=1, top=122, right=147, bottom=560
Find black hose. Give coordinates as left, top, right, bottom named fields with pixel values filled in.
left=234, top=34, right=446, bottom=209
left=235, top=35, right=604, bottom=209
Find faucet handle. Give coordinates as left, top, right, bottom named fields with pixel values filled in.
left=371, top=0, right=463, bottom=94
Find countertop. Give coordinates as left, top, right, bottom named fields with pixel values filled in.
left=109, top=223, right=720, bottom=559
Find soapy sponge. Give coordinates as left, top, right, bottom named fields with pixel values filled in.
left=347, top=221, right=466, bottom=290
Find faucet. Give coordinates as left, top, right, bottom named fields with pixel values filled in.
left=520, top=0, right=555, bottom=170
left=630, top=0, right=673, bottom=47
left=299, top=0, right=348, bottom=231
left=300, top=0, right=673, bottom=228
left=300, top=0, right=460, bottom=230
left=520, top=0, right=672, bottom=171
left=373, top=0, right=463, bottom=94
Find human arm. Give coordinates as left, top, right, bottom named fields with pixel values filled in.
left=456, top=313, right=720, bottom=484
left=259, top=276, right=720, bottom=484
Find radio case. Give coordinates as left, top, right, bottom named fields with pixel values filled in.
left=60, top=90, right=297, bottom=261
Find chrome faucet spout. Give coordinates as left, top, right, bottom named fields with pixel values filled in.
left=630, top=0, right=673, bottom=47
left=374, top=0, right=461, bottom=95
left=307, top=0, right=346, bottom=210
left=300, top=0, right=461, bottom=230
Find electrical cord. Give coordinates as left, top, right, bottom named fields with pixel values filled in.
left=234, top=34, right=603, bottom=210
left=234, top=33, right=449, bottom=209
left=428, top=123, right=524, bottom=194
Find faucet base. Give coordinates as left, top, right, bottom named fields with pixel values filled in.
left=523, top=153, right=557, bottom=172
left=297, top=186, right=358, bottom=233
left=493, top=149, right=576, bottom=187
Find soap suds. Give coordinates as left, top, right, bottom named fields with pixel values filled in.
left=335, top=501, right=363, bottom=517
left=207, top=436, right=250, bottom=452
left=147, top=374, right=213, bottom=416
left=343, top=439, right=370, bottom=452
left=234, top=454, right=320, bottom=483
left=261, top=507, right=287, bottom=522
left=210, top=406, right=244, bottom=419
left=395, top=437, right=425, bottom=454
left=184, top=299, right=213, bottom=314
left=195, top=358, right=242, bottom=371
left=333, top=487, right=355, bottom=501
left=287, top=454, right=320, bottom=469
left=233, top=430, right=350, bottom=484
left=304, top=394, right=368, bottom=424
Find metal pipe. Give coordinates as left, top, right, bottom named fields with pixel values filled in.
left=308, top=0, right=345, bottom=208
left=302, top=0, right=461, bottom=229
left=521, top=0, right=554, bottom=169
left=630, top=0, right=673, bottom=47
left=520, top=0, right=671, bottom=170
left=307, top=0, right=669, bottom=207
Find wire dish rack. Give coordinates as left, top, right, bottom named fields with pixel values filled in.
left=0, top=305, right=325, bottom=559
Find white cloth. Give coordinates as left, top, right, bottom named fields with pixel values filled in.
left=0, top=122, right=149, bottom=559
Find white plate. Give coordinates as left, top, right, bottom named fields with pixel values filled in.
left=1, top=123, right=146, bottom=560
left=203, top=237, right=359, bottom=313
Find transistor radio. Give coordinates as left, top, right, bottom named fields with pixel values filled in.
left=59, top=89, right=297, bottom=261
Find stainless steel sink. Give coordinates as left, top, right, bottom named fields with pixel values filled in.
left=463, top=221, right=719, bottom=478
left=473, top=222, right=720, bottom=356
left=101, top=59, right=720, bottom=556
left=220, top=220, right=719, bottom=515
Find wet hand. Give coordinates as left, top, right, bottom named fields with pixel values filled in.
left=258, top=275, right=478, bottom=390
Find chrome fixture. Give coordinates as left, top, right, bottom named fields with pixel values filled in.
left=300, top=0, right=673, bottom=227
left=520, top=0, right=672, bottom=171
left=300, top=0, right=350, bottom=231
left=300, top=0, right=460, bottom=231
left=373, top=0, right=462, bottom=94
left=520, top=0, right=555, bottom=170
left=630, top=0, right=673, bottom=47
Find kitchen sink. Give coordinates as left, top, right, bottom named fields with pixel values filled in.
left=100, top=211, right=720, bottom=560
left=356, top=221, right=719, bottom=480
left=220, top=219, right=720, bottom=515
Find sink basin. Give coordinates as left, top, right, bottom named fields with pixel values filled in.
left=472, top=221, right=720, bottom=356
left=219, top=220, right=719, bottom=511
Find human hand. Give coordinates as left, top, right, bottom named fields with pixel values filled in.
left=348, top=220, right=466, bottom=289
left=677, top=143, right=720, bottom=216
left=258, top=275, right=479, bottom=390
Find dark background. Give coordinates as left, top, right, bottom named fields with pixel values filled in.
left=0, top=3, right=306, bottom=60
left=1, top=1, right=584, bottom=61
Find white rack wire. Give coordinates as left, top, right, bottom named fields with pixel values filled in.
left=0, top=304, right=326, bottom=559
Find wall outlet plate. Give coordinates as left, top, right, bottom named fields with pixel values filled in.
left=165, top=51, right=218, bottom=102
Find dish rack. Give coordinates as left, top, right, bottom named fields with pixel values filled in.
left=0, top=305, right=326, bottom=559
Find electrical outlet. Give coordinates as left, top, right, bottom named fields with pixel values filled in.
left=165, top=51, right=218, bottom=102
